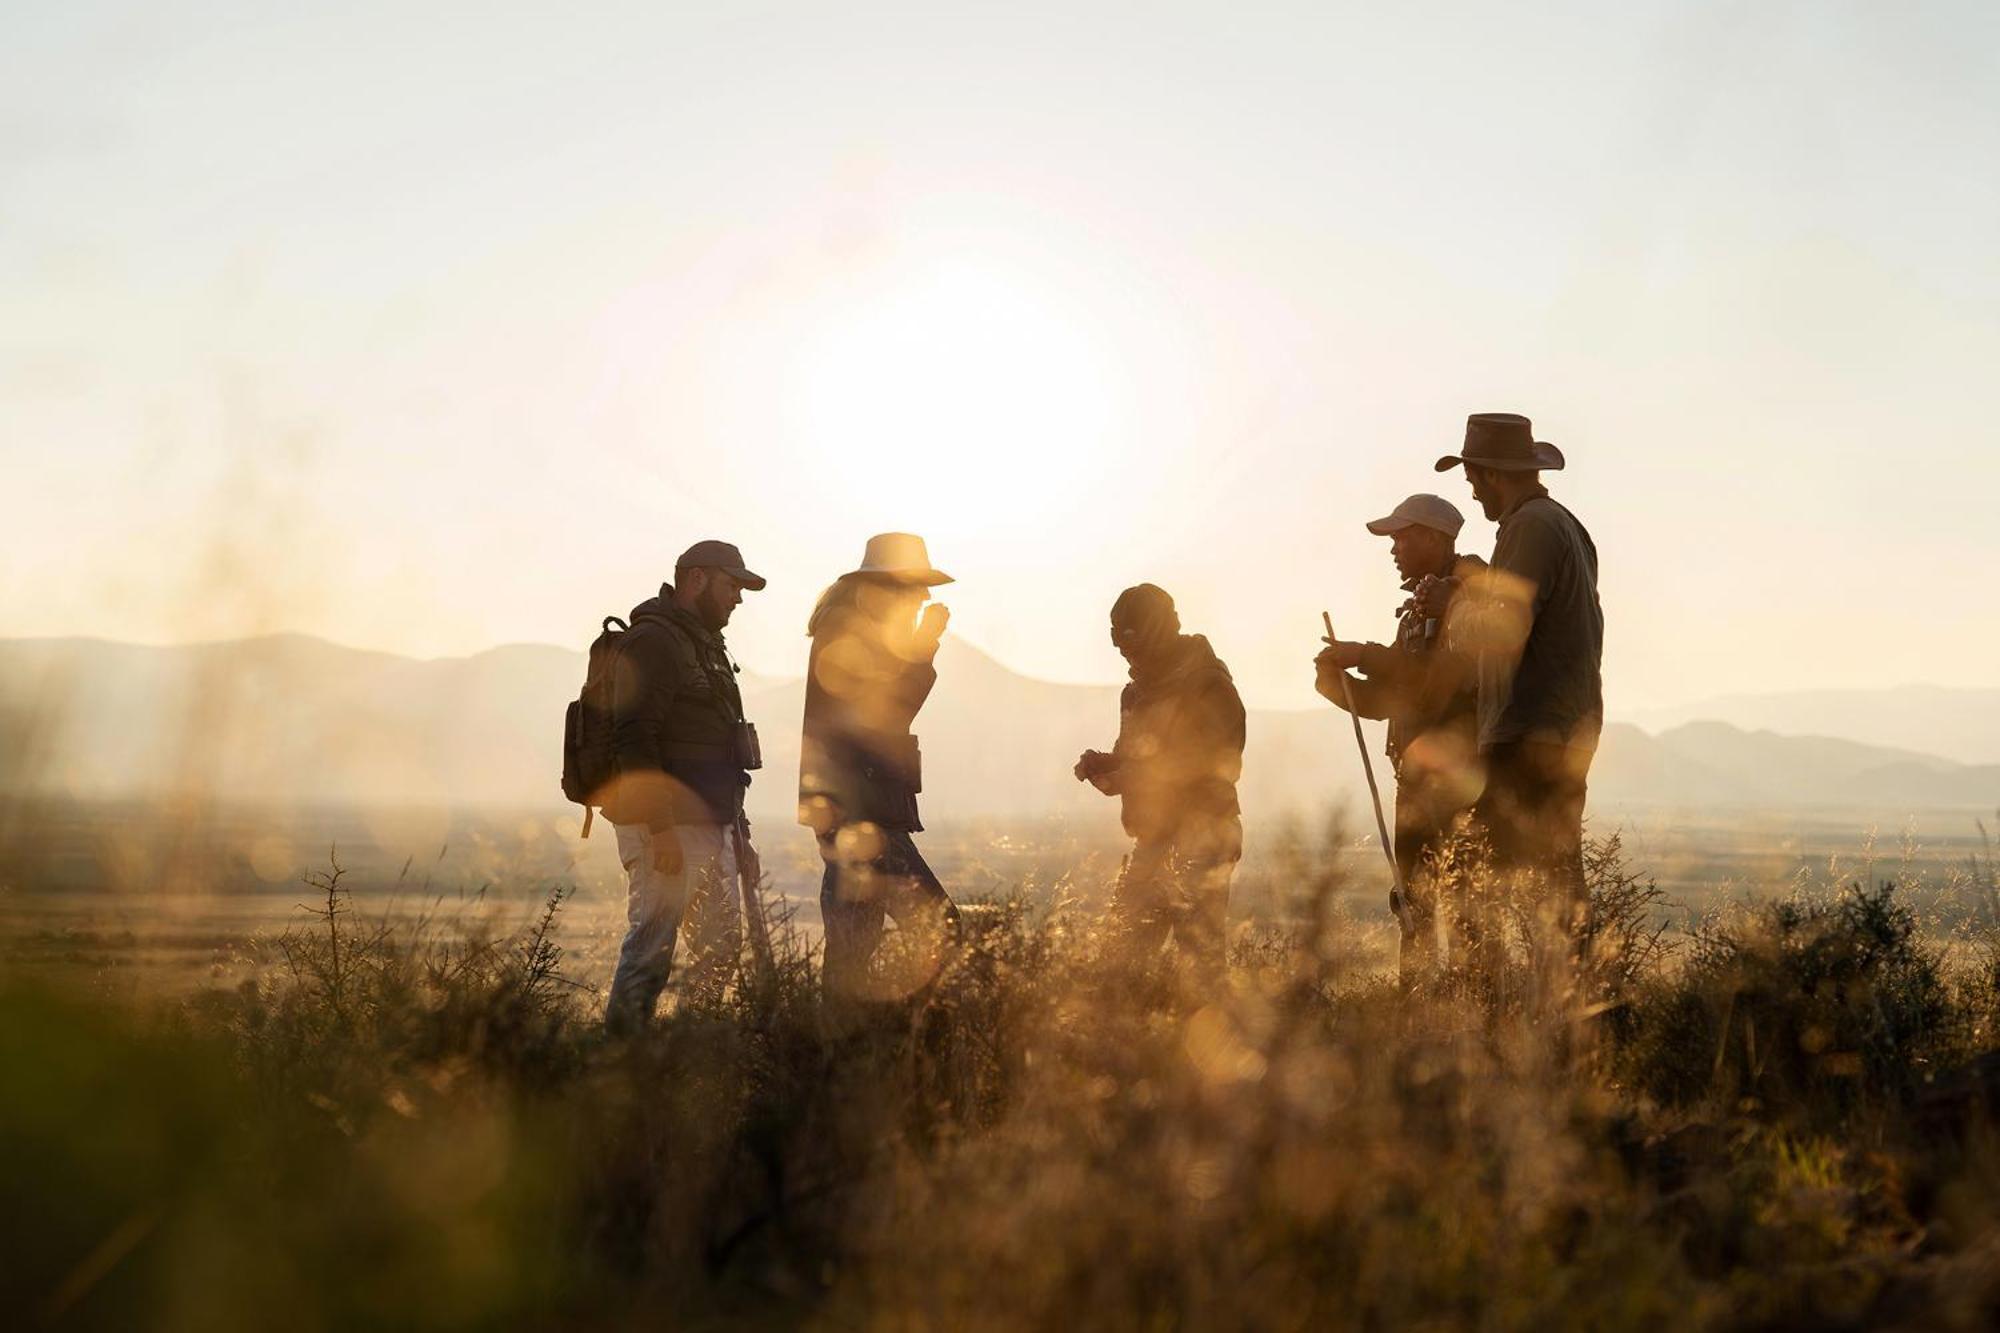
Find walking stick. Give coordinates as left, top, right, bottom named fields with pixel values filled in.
left=734, top=816, right=777, bottom=989
left=1323, top=612, right=1414, bottom=936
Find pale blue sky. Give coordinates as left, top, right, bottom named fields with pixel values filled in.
left=5, top=1, right=1997, bottom=710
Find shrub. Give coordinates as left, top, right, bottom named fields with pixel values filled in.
left=1622, top=881, right=1961, bottom=1117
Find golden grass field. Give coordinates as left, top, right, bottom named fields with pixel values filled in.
left=8, top=797, right=2000, bottom=1330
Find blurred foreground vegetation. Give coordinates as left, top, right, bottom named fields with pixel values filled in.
left=10, top=835, right=2000, bottom=1331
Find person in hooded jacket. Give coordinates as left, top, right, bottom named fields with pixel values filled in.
left=600, top=539, right=766, bottom=1035
left=799, top=533, right=961, bottom=1004
left=1074, top=584, right=1247, bottom=968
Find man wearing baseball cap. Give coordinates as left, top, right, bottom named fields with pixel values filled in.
left=1434, top=413, right=1604, bottom=925
left=1316, top=494, right=1485, bottom=967
left=601, top=539, right=768, bottom=1034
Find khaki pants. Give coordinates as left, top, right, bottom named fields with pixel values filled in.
left=605, top=821, right=744, bottom=1033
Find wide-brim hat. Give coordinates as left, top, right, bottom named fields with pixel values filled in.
left=1435, top=412, right=1566, bottom=473
left=849, top=532, right=953, bottom=586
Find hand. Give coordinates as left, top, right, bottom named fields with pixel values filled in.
left=1073, top=749, right=1111, bottom=781
left=1316, top=640, right=1364, bottom=672
left=650, top=831, right=684, bottom=877
left=1413, top=574, right=1459, bottom=620
left=917, top=602, right=950, bottom=642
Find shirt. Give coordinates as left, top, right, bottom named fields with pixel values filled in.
left=1456, top=490, right=1604, bottom=752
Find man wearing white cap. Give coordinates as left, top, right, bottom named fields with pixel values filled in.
left=1316, top=495, right=1485, bottom=965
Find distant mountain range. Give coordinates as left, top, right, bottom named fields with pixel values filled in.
left=3, top=634, right=1997, bottom=822
left=1627, top=686, right=2000, bottom=768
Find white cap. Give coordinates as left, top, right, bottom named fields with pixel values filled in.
left=1364, top=493, right=1464, bottom=538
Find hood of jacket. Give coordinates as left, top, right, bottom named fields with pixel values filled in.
left=1126, top=633, right=1231, bottom=698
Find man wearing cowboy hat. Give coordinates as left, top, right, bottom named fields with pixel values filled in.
left=602, top=539, right=768, bottom=1034
left=1316, top=494, right=1486, bottom=965
left=1430, top=413, right=1604, bottom=919
left=800, top=533, right=961, bottom=1005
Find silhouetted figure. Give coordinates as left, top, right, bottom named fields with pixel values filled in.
left=800, top=533, right=960, bottom=1006
left=601, top=540, right=767, bottom=1034
left=1316, top=494, right=1485, bottom=966
left=1435, top=414, right=1604, bottom=920
left=1075, top=585, right=1246, bottom=970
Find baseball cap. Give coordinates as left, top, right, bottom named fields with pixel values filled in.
left=1364, top=494, right=1464, bottom=538
left=675, top=539, right=767, bottom=590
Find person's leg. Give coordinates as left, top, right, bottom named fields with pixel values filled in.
left=1172, top=816, right=1242, bottom=974
left=1391, top=791, right=1427, bottom=963
left=605, top=823, right=693, bottom=1035
left=819, top=828, right=886, bottom=1002
left=1530, top=742, right=1592, bottom=936
left=1112, top=838, right=1176, bottom=958
left=877, top=829, right=957, bottom=922
left=675, top=823, right=742, bottom=1007
left=872, top=829, right=960, bottom=995
left=1392, top=812, right=1444, bottom=973
left=1472, top=742, right=1535, bottom=875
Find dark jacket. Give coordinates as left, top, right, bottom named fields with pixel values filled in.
left=1320, top=555, right=1486, bottom=835
left=798, top=606, right=937, bottom=833
left=1319, top=554, right=1484, bottom=773
left=602, top=588, right=752, bottom=831
left=1101, top=634, right=1245, bottom=842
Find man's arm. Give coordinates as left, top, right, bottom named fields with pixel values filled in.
left=1315, top=638, right=1415, bottom=721
left=1074, top=749, right=1123, bottom=795
left=1077, top=687, right=1141, bottom=794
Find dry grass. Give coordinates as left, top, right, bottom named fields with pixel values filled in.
left=8, top=835, right=2000, bottom=1331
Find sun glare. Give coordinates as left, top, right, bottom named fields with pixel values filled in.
left=786, top=264, right=1121, bottom=537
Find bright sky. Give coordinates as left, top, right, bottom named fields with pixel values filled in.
left=5, top=1, right=1998, bottom=712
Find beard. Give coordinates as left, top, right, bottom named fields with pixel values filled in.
left=696, top=584, right=735, bottom=630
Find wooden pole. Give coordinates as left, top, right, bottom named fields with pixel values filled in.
left=1324, top=611, right=1413, bottom=935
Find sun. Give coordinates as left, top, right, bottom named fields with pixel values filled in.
left=784, top=263, right=1122, bottom=538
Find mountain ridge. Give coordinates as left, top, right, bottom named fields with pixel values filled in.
left=3, top=634, right=1997, bottom=819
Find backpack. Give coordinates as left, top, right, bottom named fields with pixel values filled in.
left=561, top=615, right=630, bottom=837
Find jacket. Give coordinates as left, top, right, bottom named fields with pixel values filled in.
left=602, top=588, right=752, bottom=830
left=798, top=605, right=937, bottom=833
left=1102, top=634, right=1245, bottom=842
left=1319, top=554, right=1484, bottom=773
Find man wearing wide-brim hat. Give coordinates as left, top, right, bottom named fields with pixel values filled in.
left=799, top=533, right=960, bottom=1005
left=1431, top=413, right=1604, bottom=921
left=1316, top=493, right=1486, bottom=968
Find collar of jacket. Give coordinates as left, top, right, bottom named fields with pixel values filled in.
left=632, top=588, right=724, bottom=647
left=664, top=603, right=724, bottom=647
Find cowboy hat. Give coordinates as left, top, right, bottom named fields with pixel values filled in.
left=1434, top=413, right=1566, bottom=473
